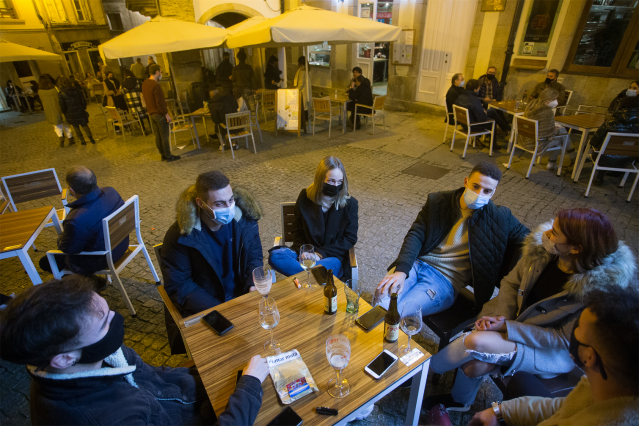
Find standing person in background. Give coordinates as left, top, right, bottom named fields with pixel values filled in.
left=531, top=69, right=566, bottom=107
left=294, top=56, right=311, bottom=131
left=102, top=71, right=128, bottom=112
left=347, top=75, right=373, bottom=130
left=95, top=71, right=104, bottom=82
left=130, top=57, right=146, bottom=85
left=264, top=55, right=282, bottom=90
left=145, top=56, right=156, bottom=78
left=38, top=75, right=73, bottom=147
left=142, top=64, right=180, bottom=162
left=122, top=70, right=150, bottom=135
left=58, top=77, right=95, bottom=145
left=216, top=52, right=234, bottom=93
left=231, top=49, right=256, bottom=112
left=97, top=62, right=109, bottom=79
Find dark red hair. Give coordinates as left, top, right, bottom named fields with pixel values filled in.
left=556, top=208, right=618, bottom=272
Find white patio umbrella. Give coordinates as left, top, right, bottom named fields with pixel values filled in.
left=0, top=39, right=61, bottom=62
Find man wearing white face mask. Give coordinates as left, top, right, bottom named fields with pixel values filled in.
left=375, top=162, right=529, bottom=319
left=160, top=171, right=264, bottom=353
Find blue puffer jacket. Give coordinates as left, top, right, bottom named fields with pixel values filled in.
left=28, top=345, right=263, bottom=426
left=57, top=187, right=128, bottom=274
left=389, top=187, right=530, bottom=313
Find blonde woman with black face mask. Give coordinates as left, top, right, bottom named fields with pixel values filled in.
left=268, top=156, right=358, bottom=280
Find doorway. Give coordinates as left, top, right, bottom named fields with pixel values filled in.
left=356, top=1, right=391, bottom=96
left=64, top=51, right=85, bottom=77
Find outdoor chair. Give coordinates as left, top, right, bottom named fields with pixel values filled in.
left=312, top=97, right=342, bottom=138
left=46, top=195, right=160, bottom=316
left=555, top=89, right=573, bottom=115
left=167, top=109, right=196, bottom=151
left=98, top=105, right=115, bottom=134
left=261, top=90, right=277, bottom=123
left=575, top=105, right=607, bottom=115
left=92, top=83, right=104, bottom=103
left=451, top=105, right=495, bottom=158
left=106, top=106, right=147, bottom=141
left=507, top=115, right=569, bottom=179
left=0, top=188, right=14, bottom=214
left=575, top=132, right=639, bottom=201
left=273, top=202, right=358, bottom=281
left=354, top=95, right=387, bottom=134
left=177, top=90, right=191, bottom=115
left=443, top=98, right=455, bottom=142
left=219, top=111, right=257, bottom=160
left=251, top=102, right=263, bottom=144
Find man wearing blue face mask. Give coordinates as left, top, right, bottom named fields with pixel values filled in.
left=446, top=73, right=466, bottom=115
left=375, top=161, right=529, bottom=318
left=161, top=171, right=264, bottom=353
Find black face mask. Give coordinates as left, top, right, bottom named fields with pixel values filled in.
left=322, top=182, right=343, bottom=197
left=487, top=74, right=495, bottom=81
left=75, top=312, right=125, bottom=364
left=569, top=320, right=607, bottom=379
left=545, top=77, right=553, bottom=85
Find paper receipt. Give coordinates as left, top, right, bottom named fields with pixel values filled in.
left=400, top=348, right=424, bottom=367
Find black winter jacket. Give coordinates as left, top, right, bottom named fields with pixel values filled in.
left=590, top=99, right=639, bottom=150
left=59, top=87, right=88, bottom=125
left=477, top=74, right=503, bottom=101
left=290, top=188, right=358, bottom=280
left=216, top=60, right=233, bottom=88
left=161, top=187, right=264, bottom=316
left=28, top=345, right=263, bottom=426
left=389, top=188, right=529, bottom=312
left=454, top=89, right=490, bottom=124
left=445, top=85, right=465, bottom=113
left=264, top=64, right=282, bottom=90
left=348, top=80, right=373, bottom=115
left=208, top=91, right=238, bottom=125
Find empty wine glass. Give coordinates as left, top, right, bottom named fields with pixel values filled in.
left=399, top=301, right=422, bottom=357
left=259, top=297, right=281, bottom=355
left=299, top=244, right=316, bottom=290
left=252, top=266, right=273, bottom=299
left=326, top=334, right=351, bottom=398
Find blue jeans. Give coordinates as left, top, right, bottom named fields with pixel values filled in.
left=268, top=247, right=343, bottom=279
left=378, top=260, right=458, bottom=316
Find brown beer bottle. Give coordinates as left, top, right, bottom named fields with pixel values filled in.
left=384, top=293, right=400, bottom=342
left=324, top=269, right=338, bottom=315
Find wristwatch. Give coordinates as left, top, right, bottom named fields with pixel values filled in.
left=492, top=401, right=503, bottom=420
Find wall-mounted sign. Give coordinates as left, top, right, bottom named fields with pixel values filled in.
left=60, top=40, right=100, bottom=51
left=377, top=12, right=392, bottom=19
left=481, top=0, right=506, bottom=11
left=522, top=42, right=534, bottom=55
left=524, top=0, right=560, bottom=43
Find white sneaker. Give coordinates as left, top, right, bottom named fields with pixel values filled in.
left=354, top=404, right=375, bottom=420
left=546, top=161, right=558, bottom=171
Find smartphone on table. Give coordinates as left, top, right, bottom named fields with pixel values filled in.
left=364, top=349, right=399, bottom=379
left=311, top=265, right=328, bottom=285
left=355, top=305, right=387, bottom=331
left=201, top=310, right=234, bottom=335
left=266, top=406, right=303, bottom=426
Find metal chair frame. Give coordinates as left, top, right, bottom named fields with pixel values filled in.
left=106, top=106, right=146, bottom=141
left=312, top=97, right=342, bottom=138
left=354, top=95, right=387, bottom=134
left=451, top=105, right=495, bottom=158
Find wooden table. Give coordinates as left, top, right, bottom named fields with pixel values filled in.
left=183, top=272, right=431, bottom=426
left=0, top=206, right=62, bottom=284
left=184, top=107, right=210, bottom=150
left=11, top=93, right=36, bottom=113
left=487, top=100, right=525, bottom=152
left=554, top=114, right=606, bottom=181
left=327, top=94, right=351, bottom=135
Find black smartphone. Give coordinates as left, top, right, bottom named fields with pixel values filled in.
left=201, top=310, right=234, bottom=335
left=311, top=265, right=328, bottom=285
left=266, top=406, right=303, bottom=426
left=356, top=306, right=387, bottom=331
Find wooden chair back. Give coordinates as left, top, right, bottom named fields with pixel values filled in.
left=514, top=116, right=538, bottom=141
left=105, top=196, right=137, bottom=251
left=92, top=83, right=104, bottom=94
left=453, top=105, right=469, bottom=126
left=280, top=202, right=296, bottom=245
left=262, top=90, right=276, bottom=108
left=600, top=133, right=639, bottom=157
left=2, top=168, right=62, bottom=208
left=373, top=95, right=386, bottom=111
left=106, top=106, right=122, bottom=121
left=313, top=98, right=331, bottom=113
left=226, top=111, right=251, bottom=131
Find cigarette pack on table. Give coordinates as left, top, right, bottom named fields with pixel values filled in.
left=267, top=349, right=319, bottom=404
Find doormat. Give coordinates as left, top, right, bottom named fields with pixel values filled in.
left=401, top=163, right=450, bottom=180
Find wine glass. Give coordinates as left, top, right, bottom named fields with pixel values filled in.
left=259, top=297, right=281, bottom=355
left=252, top=266, right=273, bottom=299
left=399, top=301, right=422, bottom=357
left=298, top=244, right=316, bottom=290
left=326, top=334, right=351, bottom=398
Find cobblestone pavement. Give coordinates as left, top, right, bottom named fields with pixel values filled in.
left=1, top=104, right=637, bottom=426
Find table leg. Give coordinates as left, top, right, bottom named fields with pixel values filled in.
left=26, top=96, right=33, bottom=112
left=50, top=210, right=63, bottom=234
left=404, top=359, right=429, bottom=426
left=343, top=102, right=347, bottom=134
left=191, top=116, right=201, bottom=149
left=572, top=129, right=589, bottom=181
left=202, top=117, right=209, bottom=143
left=17, top=248, right=42, bottom=285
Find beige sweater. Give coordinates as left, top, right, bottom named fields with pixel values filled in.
left=519, top=104, right=559, bottom=155
left=502, top=376, right=639, bottom=426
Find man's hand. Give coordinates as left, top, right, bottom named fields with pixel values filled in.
left=468, top=408, right=498, bottom=426
left=475, top=316, right=506, bottom=332
left=376, top=271, right=407, bottom=299
left=165, top=114, right=172, bottom=123
left=243, top=355, right=269, bottom=382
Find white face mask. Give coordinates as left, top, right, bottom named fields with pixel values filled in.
left=627, top=89, right=637, bottom=97
left=547, top=100, right=559, bottom=108
left=542, top=232, right=561, bottom=255
left=463, top=187, right=493, bottom=209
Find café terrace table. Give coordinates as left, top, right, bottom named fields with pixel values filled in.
left=327, top=93, right=351, bottom=135
left=0, top=206, right=62, bottom=285
left=183, top=272, right=431, bottom=426
left=184, top=107, right=210, bottom=150
left=554, top=114, right=606, bottom=181
left=486, top=100, right=525, bottom=152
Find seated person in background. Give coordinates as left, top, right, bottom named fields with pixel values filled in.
left=477, top=66, right=503, bottom=103
left=607, top=80, right=638, bottom=114
left=264, top=55, right=282, bottom=90
left=446, top=73, right=465, bottom=114
left=5, top=79, right=27, bottom=111
left=347, top=75, right=373, bottom=130
left=468, top=286, right=639, bottom=426
left=454, top=79, right=511, bottom=143
left=28, top=79, right=42, bottom=109
left=375, top=162, right=529, bottom=316
left=0, top=276, right=268, bottom=426
left=39, top=166, right=128, bottom=278
left=531, top=69, right=566, bottom=107
left=588, top=95, right=639, bottom=185
left=161, top=171, right=263, bottom=327
left=207, top=85, right=239, bottom=149
left=235, top=86, right=249, bottom=112
left=520, top=88, right=569, bottom=171
left=269, top=156, right=358, bottom=280
left=348, top=66, right=371, bottom=91
left=425, top=208, right=636, bottom=413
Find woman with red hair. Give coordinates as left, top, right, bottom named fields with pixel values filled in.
left=424, top=208, right=637, bottom=412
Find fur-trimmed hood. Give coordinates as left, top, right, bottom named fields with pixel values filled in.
left=176, top=185, right=263, bottom=235
left=522, top=221, right=637, bottom=300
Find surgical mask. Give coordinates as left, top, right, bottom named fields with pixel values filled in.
left=627, top=89, right=637, bottom=97
left=569, top=321, right=607, bottom=379
left=460, top=80, right=465, bottom=87
left=463, top=187, right=492, bottom=209
left=322, top=182, right=343, bottom=197
left=201, top=202, right=235, bottom=225
left=547, top=100, right=559, bottom=108
left=541, top=232, right=561, bottom=255
left=75, top=312, right=125, bottom=364
left=545, top=77, right=553, bottom=84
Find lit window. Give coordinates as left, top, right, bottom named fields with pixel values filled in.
left=0, top=0, right=18, bottom=19
left=44, top=0, right=68, bottom=23
left=73, top=0, right=92, bottom=21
